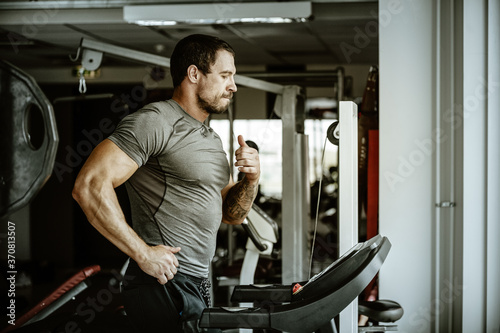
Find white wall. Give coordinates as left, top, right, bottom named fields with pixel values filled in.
left=379, top=1, right=500, bottom=332
left=486, top=1, right=500, bottom=330
left=461, top=0, right=500, bottom=331
left=461, top=1, right=487, bottom=330
left=378, top=1, right=434, bottom=332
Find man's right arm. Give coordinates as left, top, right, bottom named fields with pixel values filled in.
left=72, top=139, right=179, bottom=284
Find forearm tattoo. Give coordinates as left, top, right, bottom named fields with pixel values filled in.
left=223, top=178, right=257, bottom=223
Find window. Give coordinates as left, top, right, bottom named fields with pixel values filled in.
left=210, top=119, right=338, bottom=199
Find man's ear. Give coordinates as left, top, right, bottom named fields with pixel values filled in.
left=187, top=65, right=200, bottom=83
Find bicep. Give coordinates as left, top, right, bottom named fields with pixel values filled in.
left=78, top=139, right=139, bottom=188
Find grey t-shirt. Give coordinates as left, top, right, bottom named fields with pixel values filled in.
left=108, top=100, right=230, bottom=278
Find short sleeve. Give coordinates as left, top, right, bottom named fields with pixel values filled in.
left=108, top=107, right=172, bottom=167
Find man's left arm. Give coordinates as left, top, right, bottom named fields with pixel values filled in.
left=221, top=135, right=260, bottom=225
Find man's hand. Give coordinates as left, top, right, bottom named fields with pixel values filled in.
left=221, top=135, right=260, bottom=225
left=137, top=245, right=181, bottom=284
left=234, top=135, right=260, bottom=184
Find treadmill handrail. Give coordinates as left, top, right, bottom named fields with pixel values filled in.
left=242, top=203, right=279, bottom=251
left=242, top=222, right=268, bottom=252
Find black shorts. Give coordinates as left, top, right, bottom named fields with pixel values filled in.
left=121, top=260, right=220, bottom=333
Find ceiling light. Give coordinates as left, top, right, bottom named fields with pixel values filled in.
left=123, top=2, right=311, bottom=26
left=134, top=20, right=177, bottom=26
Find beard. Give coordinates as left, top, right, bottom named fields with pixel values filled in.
left=197, top=92, right=232, bottom=115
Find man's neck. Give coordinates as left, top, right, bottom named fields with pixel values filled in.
left=171, top=88, right=209, bottom=123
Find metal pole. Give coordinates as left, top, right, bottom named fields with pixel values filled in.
left=227, top=103, right=235, bottom=266
left=336, top=67, right=345, bottom=103
left=281, top=85, right=310, bottom=284
left=338, top=101, right=359, bottom=333
left=81, top=38, right=171, bottom=68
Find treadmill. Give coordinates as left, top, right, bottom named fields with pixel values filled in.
left=200, top=234, right=391, bottom=332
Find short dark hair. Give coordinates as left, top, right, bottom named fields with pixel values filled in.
left=170, top=34, right=235, bottom=88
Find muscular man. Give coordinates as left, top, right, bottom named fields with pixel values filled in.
left=72, top=34, right=260, bottom=332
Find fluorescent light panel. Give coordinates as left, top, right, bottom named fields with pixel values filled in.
left=123, top=2, right=311, bottom=25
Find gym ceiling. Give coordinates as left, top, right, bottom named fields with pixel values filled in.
left=0, top=0, right=378, bottom=70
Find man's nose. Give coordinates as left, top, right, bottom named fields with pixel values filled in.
left=228, top=76, right=237, bottom=92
